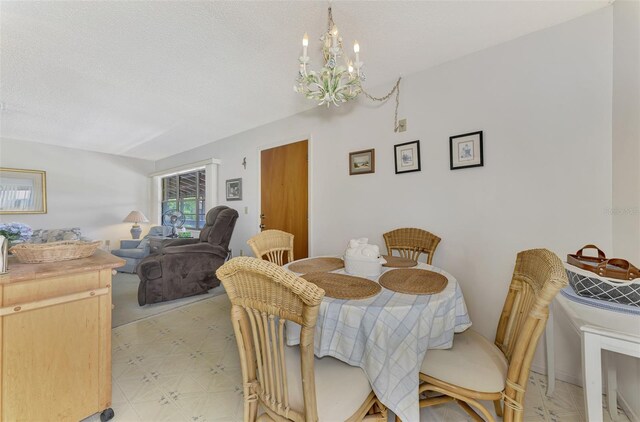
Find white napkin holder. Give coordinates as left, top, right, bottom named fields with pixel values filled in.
left=343, top=238, right=386, bottom=277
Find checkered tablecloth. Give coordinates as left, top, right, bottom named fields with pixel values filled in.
left=285, top=260, right=472, bottom=422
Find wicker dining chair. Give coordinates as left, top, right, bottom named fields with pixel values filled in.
left=383, top=228, right=441, bottom=265
left=416, top=249, right=568, bottom=422
left=216, top=257, right=387, bottom=422
left=247, top=229, right=294, bottom=266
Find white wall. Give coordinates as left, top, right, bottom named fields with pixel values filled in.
left=157, top=4, right=614, bottom=383
left=0, top=138, right=155, bottom=247
left=613, top=0, right=640, bottom=265
left=612, top=0, right=640, bottom=419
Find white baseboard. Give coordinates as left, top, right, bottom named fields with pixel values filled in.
left=531, top=363, right=583, bottom=387
left=531, top=364, right=640, bottom=422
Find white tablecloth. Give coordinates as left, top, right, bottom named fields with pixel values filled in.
left=284, top=259, right=472, bottom=422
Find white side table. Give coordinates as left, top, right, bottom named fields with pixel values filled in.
left=545, top=294, right=640, bottom=421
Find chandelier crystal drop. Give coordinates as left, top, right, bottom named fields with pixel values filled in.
left=294, top=6, right=364, bottom=107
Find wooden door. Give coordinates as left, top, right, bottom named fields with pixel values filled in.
left=260, top=140, right=308, bottom=260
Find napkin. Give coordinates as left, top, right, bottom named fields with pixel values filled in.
left=345, top=238, right=382, bottom=261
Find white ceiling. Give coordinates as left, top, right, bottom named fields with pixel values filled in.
left=0, top=0, right=609, bottom=161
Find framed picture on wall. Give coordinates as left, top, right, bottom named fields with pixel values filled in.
left=394, top=140, right=421, bottom=174
left=226, top=178, right=242, bottom=201
left=349, top=149, right=375, bottom=175
left=450, top=131, right=483, bottom=170
left=0, top=168, right=47, bottom=214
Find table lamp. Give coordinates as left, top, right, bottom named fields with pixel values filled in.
left=123, top=211, right=149, bottom=239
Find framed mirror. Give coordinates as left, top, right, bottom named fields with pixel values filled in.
left=0, top=168, right=47, bottom=214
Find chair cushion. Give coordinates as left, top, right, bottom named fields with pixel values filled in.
left=137, top=226, right=164, bottom=249
left=111, top=248, right=147, bottom=259
left=281, top=346, right=373, bottom=421
left=147, top=226, right=165, bottom=237
left=420, top=329, right=508, bottom=393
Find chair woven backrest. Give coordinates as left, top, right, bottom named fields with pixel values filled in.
left=494, top=249, right=568, bottom=421
left=383, top=228, right=441, bottom=265
left=216, top=257, right=325, bottom=422
left=247, top=229, right=295, bottom=265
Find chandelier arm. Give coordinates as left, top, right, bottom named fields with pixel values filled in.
left=360, top=77, right=402, bottom=132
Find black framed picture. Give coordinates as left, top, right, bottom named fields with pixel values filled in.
left=450, top=131, right=483, bottom=170
left=394, top=140, right=421, bottom=174
left=225, top=178, right=242, bottom=201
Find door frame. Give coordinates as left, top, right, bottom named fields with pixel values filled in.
left=257, top=133, right=314, bottom=257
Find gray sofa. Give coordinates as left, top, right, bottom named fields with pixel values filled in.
left=111, top=226, right=164, bottom=273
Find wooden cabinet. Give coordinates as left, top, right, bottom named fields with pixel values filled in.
left=0, top=250, right=124, bottom=421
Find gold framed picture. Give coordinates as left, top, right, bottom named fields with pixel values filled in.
left=0, top=168, right=47, bottom=214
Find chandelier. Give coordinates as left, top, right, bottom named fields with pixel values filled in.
left=294, top=5, right=403, bottom=132
left=295, top=6, right=363, bottom=107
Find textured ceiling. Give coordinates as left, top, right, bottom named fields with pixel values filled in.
left=0, top=0, right=609, bottom=161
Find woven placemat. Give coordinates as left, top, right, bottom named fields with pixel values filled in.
left=301, top=272, right=381, bottom=300
left=382, top=255, right=418, bottom=268
left=379, top=269, right=448, bottom=295
left=289, top=257, right=344, bottom=274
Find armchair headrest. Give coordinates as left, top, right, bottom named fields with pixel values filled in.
left=199, top=206, right=239, bottom=247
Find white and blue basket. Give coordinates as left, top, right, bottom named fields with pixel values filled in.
left=566, top=263, right=640, bottom=307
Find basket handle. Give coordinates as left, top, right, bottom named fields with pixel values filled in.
left=596, top=258, right=638, bottom=282
left=575, top=244, right=606, bottom=259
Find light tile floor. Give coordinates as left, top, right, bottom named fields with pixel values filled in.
left=83, top=294, right=630, bottom=422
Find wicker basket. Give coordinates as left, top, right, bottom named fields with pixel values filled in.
left=10, top=240, right=102, bottom=264
left=566, top=263, right=640, bottom=307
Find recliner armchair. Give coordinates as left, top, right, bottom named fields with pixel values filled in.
left=136, top=206, right=239, bottom=306
left=111, top=226, right=164, bottom=273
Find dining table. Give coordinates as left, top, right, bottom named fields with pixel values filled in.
left=284, top=256, right=472, bottom=422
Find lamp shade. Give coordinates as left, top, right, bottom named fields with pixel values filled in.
left=123, top=210, right=149, bottom=224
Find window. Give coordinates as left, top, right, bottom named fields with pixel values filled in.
left=161, top=169, right=206, bottom=230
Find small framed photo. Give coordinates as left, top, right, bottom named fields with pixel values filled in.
left=450, top=131, right=483, bottom=170
left=394, top=140, right=421, bottom=174
left=349, top=149, right=375, bottom=175
left=225, top=178, right=242, bottom=201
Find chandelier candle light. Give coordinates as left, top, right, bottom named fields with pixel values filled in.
left=295, top=6, right=403, bottom=131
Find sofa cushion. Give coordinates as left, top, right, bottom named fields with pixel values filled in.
left=112, top=248, right=147, bottom=259
left=135, top=226, right=163, bottom=249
